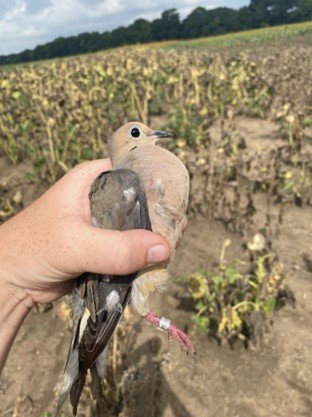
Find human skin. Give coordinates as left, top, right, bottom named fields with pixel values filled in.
left=0, top=159, right=170, bottom=373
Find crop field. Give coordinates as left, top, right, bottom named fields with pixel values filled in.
left=154, top=20, right=312, bottom=49
left=0, top=27, right=311, bottom=417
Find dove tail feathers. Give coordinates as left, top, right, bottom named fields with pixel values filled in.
left=90, top=345, right=108, bottom=400
left=55, top=345, right=79, bottom=416
left=70, top=371, right=87, bottom=416
left=90, top=364, right=103, bottom=400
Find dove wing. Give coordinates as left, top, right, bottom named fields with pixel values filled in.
left=57, top=169, right=151, bottom=415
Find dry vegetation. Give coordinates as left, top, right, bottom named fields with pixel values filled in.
left=0, top=34, right=311, bottom=416
left=0, top=41, right=311, bottom=176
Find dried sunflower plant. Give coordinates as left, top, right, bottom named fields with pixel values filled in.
left=187, top=236, right=295, bottom=347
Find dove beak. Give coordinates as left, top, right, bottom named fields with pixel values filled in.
left=147, top=130, right=175, bottom=143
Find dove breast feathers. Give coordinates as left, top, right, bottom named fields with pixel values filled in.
left=115, top=144, right=190, bottom=251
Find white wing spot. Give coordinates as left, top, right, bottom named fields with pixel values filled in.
left=124, top=187, right=136, bottom=202
left=106, top=290, right=120, bottom=311
left=79, top=309, right=90, bottom=342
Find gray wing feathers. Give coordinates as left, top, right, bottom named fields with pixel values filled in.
left=56, top=169, right=151, bottom=416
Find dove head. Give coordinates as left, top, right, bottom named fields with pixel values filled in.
left=109, top=121, right=174, bottom=166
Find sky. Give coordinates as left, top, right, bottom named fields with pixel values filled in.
left=0, top=0, right=249, bottom=55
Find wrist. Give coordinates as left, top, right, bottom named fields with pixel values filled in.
left=0, top=281, right=34, bottom=373
left=0, top=283, right=35, bottom=324
left=0, top=221, right=35, bottom=322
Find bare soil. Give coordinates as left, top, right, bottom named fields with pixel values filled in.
left=0, top=118, right=311, bottom=417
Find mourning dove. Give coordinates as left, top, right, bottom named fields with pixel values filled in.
left=57, top=122, right=194, bottom=416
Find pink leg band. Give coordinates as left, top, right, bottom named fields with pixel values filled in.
left=145, top=312, right=196, bottom=354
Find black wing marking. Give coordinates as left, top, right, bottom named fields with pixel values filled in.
left=56, top=169, right=151, bottom=416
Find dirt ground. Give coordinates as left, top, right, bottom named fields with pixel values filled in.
left=0, top=118, right=311, bottom=417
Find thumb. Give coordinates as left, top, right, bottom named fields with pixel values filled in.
left=74, top=226, right=170, bottom=276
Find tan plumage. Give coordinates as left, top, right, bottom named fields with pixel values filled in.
left=57, top=122, right=191, bottom=416
left=110, top=122, right=189, bottom=315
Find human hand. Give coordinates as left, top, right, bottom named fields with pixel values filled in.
left=0, top=159, right=171, bottom=306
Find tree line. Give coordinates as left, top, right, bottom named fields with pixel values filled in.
left=1, top=0, right=311, bottom=65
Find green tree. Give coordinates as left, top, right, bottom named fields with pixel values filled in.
left=267, top=0, right=299, bottom=25
left=127, top=19, right=153, bottom=43
left=182, top=7, right=208, bottom=38
left=152, top=9, right=181, bottom=40
left=182, top=7, right=239, bottom=38
left=288, top=0, right=312, bottom=22
left=203, top=8, right=239, bottom=35
left=237, top=6, right=255, bottom=30
left=249, top=0, right=271, bottom=27
left=110, top=26, right=128, bottom=47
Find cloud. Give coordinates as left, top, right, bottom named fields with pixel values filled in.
left=0, top=0, right=249, bottom=55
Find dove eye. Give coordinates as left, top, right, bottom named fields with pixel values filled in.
left=130, top=126, right=141, bottom=139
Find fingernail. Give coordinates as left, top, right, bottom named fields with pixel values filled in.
left=147, top=245, right=170, bottom=264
